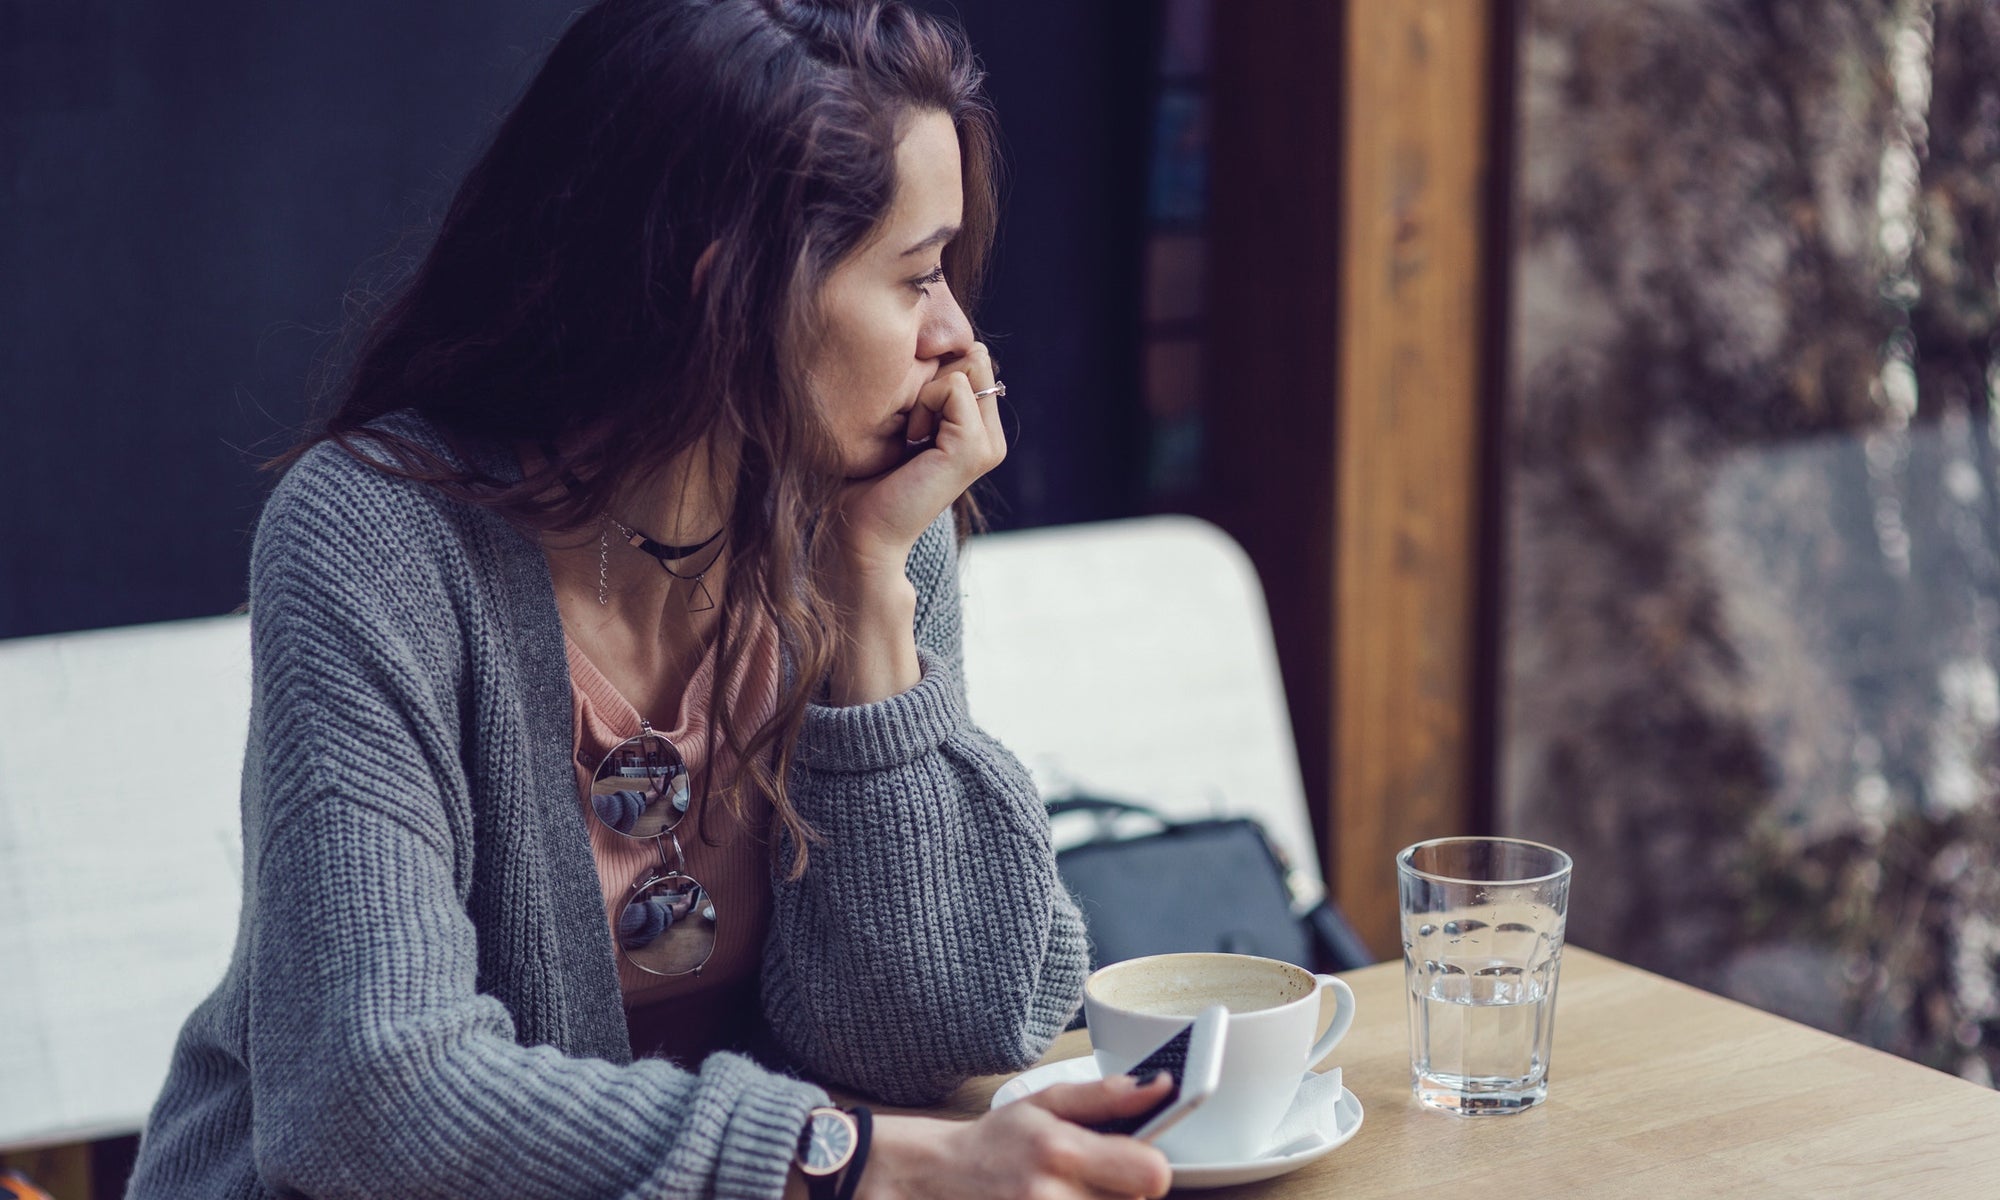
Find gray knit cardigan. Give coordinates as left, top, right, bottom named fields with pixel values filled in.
left=125, top=415, right=1090, bottom=1199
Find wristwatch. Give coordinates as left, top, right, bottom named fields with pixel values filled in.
left=794, top=1105, right=872, bottom=1200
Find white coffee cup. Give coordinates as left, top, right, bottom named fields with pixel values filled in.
left=1084, top=952, right=1356, bottom=1165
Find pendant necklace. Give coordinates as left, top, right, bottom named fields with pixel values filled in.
left=601, top=519, right=726, bottom=612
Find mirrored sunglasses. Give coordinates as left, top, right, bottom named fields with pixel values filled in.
left=589, top=720, right=716, bottom=977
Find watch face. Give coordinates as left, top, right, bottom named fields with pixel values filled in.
left=801, top=1109, right=858, bottom=1175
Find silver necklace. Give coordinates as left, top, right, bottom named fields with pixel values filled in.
left=598, top=519, right=726, bottom=612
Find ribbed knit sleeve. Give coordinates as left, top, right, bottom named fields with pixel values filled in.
left=761, top=512, right=1091, bottom=1105
left=224, top=468, right=826, bottom=1200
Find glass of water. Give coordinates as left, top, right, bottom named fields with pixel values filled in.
left=1398, top=836, right=1572, bottom=1115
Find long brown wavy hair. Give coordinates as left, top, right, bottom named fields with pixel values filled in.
left=268, top=0, right=998, bottom=876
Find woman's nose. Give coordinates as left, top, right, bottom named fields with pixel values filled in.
left=919, top=284, right=974, bottom=362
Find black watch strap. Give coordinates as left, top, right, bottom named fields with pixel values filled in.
left=832, top=1106, right=871, bottom=1200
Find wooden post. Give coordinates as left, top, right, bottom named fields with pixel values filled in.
left=1209, top=0, right=1498, bottom=954
left=1333, top=0, right=1496, bottom=951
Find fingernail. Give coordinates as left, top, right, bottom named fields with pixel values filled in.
left=1133, top=1069, right=1165, bottom=1087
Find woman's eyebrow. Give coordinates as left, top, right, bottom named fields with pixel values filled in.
left=900, top=225, right=960, bottom=256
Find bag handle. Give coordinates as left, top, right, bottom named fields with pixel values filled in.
left=1044, top=794, right=1167, bottom=822
left=1045, top=794, right=1173, bottom=850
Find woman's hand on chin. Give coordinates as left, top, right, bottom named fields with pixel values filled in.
left=832, top=342, right=1004, bottom=578
left=856, top=1072, right=1174, bottom=1200
left=816, top=343, right=999, bottom=705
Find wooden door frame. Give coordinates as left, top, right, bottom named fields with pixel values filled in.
left=1205, top=0, right=1513, bottom=954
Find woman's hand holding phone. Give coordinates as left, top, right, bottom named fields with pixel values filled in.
left=1089, top=1004, right=1227, bottom=1144
left=852, top=1073, right=1174, bottom=1200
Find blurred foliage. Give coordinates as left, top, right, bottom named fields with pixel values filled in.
left=1506, top=0, right=2000, bottom=1084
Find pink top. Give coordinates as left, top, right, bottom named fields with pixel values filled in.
left=566, top=616, right=780, bottom=1062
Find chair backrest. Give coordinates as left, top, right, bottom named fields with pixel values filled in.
left=958, top=515, right=1323, bottom=897
left=0, top=615, right=251, bottom=1149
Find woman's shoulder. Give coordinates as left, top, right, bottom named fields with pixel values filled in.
left=253, top=411, right=518, bottom=609
left=260, top=412, right=491, bottom=557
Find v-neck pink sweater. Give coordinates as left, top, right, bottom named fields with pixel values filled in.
left=566, top=616, right=781, bottom=1064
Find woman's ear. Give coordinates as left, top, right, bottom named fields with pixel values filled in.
left=692, top=242, right=720, bottom=296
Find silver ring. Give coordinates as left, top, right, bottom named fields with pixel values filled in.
left=972, top=383, right=1007, bottom=399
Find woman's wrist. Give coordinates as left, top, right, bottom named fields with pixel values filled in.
left=851, top=1114, right=948, bottom=1200
left=822, top=560, right=921, bottom=706
left=788, top=1114, right=939, bottom=1200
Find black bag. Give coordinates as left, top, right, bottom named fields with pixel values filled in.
left=1048, top=794, right=1375, bottom=977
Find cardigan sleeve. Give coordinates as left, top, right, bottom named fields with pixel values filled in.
left=232, top=479, right=825, bottom=1200
left=759, top=511, right=1091, bottom=1105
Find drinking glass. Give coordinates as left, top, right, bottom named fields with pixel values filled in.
left=1398, top=836, right=1572, bottom=1115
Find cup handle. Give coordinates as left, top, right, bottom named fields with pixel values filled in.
left=1305, top=975, right=1357, bottom=1069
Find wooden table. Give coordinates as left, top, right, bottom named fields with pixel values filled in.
left=905, top=948, right=2000, bottom=1197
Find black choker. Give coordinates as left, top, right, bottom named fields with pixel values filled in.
left=612, top=521, right=723, bottom=566
left=608, top=520, right=725, bottom=612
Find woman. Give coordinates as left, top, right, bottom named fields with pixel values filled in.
left=124, top=1, right=1173, bottom=1197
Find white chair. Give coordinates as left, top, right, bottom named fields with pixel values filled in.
left=958, top=515, right=1326, bottom=907
left=0, top=615, right=251, bottom=1149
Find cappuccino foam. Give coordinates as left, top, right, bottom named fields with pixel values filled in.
left=1088, top=955, right=1313, bottom=1017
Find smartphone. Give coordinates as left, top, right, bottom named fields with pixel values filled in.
left=1090, top=1003, right=1227, bottom=1142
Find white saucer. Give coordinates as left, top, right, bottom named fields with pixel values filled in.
left=989, top=1056, right=1364, bottom=1190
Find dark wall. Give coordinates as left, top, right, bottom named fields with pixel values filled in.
left=0, top=0, right=1154, bottom=639
left=935, top=0, right=1155, bottom=529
